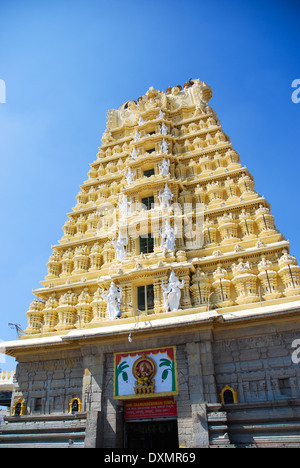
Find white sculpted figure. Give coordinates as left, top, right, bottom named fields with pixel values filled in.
left=160, top=220, right=177, bottom=251
left=101, top=282, right=122, bottom=320
left=112, top=230, right=128, bottom=261
left=158, top=109, right=165, bottom=119
left=158, top=184, right=173, bottom=209
left=161, top=270, right=185, bottom=312
left=158, top=157, right=170, bottom=177
left=131, top=147, right=139, bottom=160
left=138, top=116, right=144, bottom=126
left=159, top=122, right=168, bottom=135
left=118, top=194, right=132, bottom=221
left=134, top=130, right=140, bottom=142
left=125, top=167, right=136, bottom=185
left=160, top=139, right=169, bottom=154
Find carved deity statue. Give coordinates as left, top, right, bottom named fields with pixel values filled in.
left=160, top=139, right=169, bottom=154
left=112, top=230, right=128, bottom=261
left=131, top=147, right=139, bottom=160
left=125, top=167, right=136, bottom=185
left=134, top=130, right=141, bottom=142
left=101, top=282, right=122, bottom=320
left=158, top=184, right=173, bottom=209
left=118, top=194, right=132, bottom=221
left=160, top=220, right=177, bottom=251
left=159, top=122, right=168, bottom=135
left=158, top=157, right=170, bottom=177
left=161, top=270, right=185, bottom=312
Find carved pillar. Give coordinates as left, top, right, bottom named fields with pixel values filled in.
left=153, top=233, right=161, bottom=252
left=153, top=277, right=164, bottom=313
left=206, top=181, right=223, bottom=204
left=60, top=249, right=73, bottom=277
left=225, top=149, right=240, bottom=168
left=237, top=173, right=255, bottom=197
left=203, top=219, right=217, bottom=246
left=199, top=155, right=213, bottom=175
left=184, top=342, right=209, bottom=448
left=76, top=214, right=87, bottom=236
left=120, top=284, right=132, bottom=318
left=63, top=218, right=76, bottom=238
left=90, top=288, right=107, bottom=323
left=218, top=213, right=239, bottom=244
left=73, top=245, right=90, bottom=274
left=25, top=299, right=45, bottom=334
left=278, top=251, right=300, bottom=296
left=212, top=265, right=233, bottom=307
left=42, top=295, right=58, bottom=332
left=102, top=243, right=114, bottom=264
left=55, top=290, right=77, bottom=331
left=190, top=268, right=211, bottom=308
left=75, top=288, right=92, bottom=326
left=255, top=205, right=277, bottom=236
left=181, top=273, right=192, bottom=309
left=224, top=177, right=239, bottom=201
left=76, top=190, right=88, bottom=205
left=86, top=212, right=100, bottom=235
left=257, top=257, right=281, bottom=299
left=46, top=251, right=61, bottom=278
left=239, top=210, right=256, bottom=239
left=231, top=260, right=259, bottom=305
left=89, top=243, right=102, bottom=271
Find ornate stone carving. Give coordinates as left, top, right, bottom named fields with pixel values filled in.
left=24, top=78, right=299, bottom=335
left=101, top=282, right=122, bottom=320
left=162, top=270, right=185, bottom=312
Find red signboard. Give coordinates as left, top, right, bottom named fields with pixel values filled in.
left=124, top=398, right=177, bottom=420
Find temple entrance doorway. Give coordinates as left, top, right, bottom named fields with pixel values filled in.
left=123, top=398, right=179, bottom=448
left=124, top=419, right=179, bottom=449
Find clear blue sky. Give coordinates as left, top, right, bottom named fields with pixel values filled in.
left=0, top=0, right=299, bottom=370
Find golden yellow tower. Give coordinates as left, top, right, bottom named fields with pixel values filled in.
left=24, top=79, right=300, bottom=336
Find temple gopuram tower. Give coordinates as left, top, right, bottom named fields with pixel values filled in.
left=2, top=79, right=300, bottom=448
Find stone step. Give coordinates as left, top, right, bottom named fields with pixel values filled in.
left=0, top=414, right=87, bottom=448
left=0, top=441, right=84, bottom=448
left=0, top=430, right=85, bottom=448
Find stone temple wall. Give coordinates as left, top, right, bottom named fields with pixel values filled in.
left=5, top=314, right=300, bottom=448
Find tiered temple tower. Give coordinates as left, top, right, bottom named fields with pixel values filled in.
left=3, top=79, right=300, bottom=449
left=24, top=78, right=300, bottom=336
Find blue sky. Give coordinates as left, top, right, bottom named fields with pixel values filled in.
left=0, top=0, right=299, bottom=370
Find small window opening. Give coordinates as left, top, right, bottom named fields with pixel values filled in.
left=137, top=284, right=154, bottom=312
left=139, top=234, right=154, bottom=254
left=223, top=389, right=234, bottom=404
left=144, top=168, right=155, bottom=177
left=69, top=397, right=82, bottom=414
left=141, top=196, right=154, bottom=210
left=72, top=399, right=79, bottom=413
left=14, top=403, right=22, bottom=416
left=220, top=385, right=238, bottom=404
left=278, top=378, right=292, bottom=396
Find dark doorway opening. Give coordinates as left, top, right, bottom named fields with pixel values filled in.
left=223, top=389, right=234, bottom=404
left=124, top=419, right=178, bottom=449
